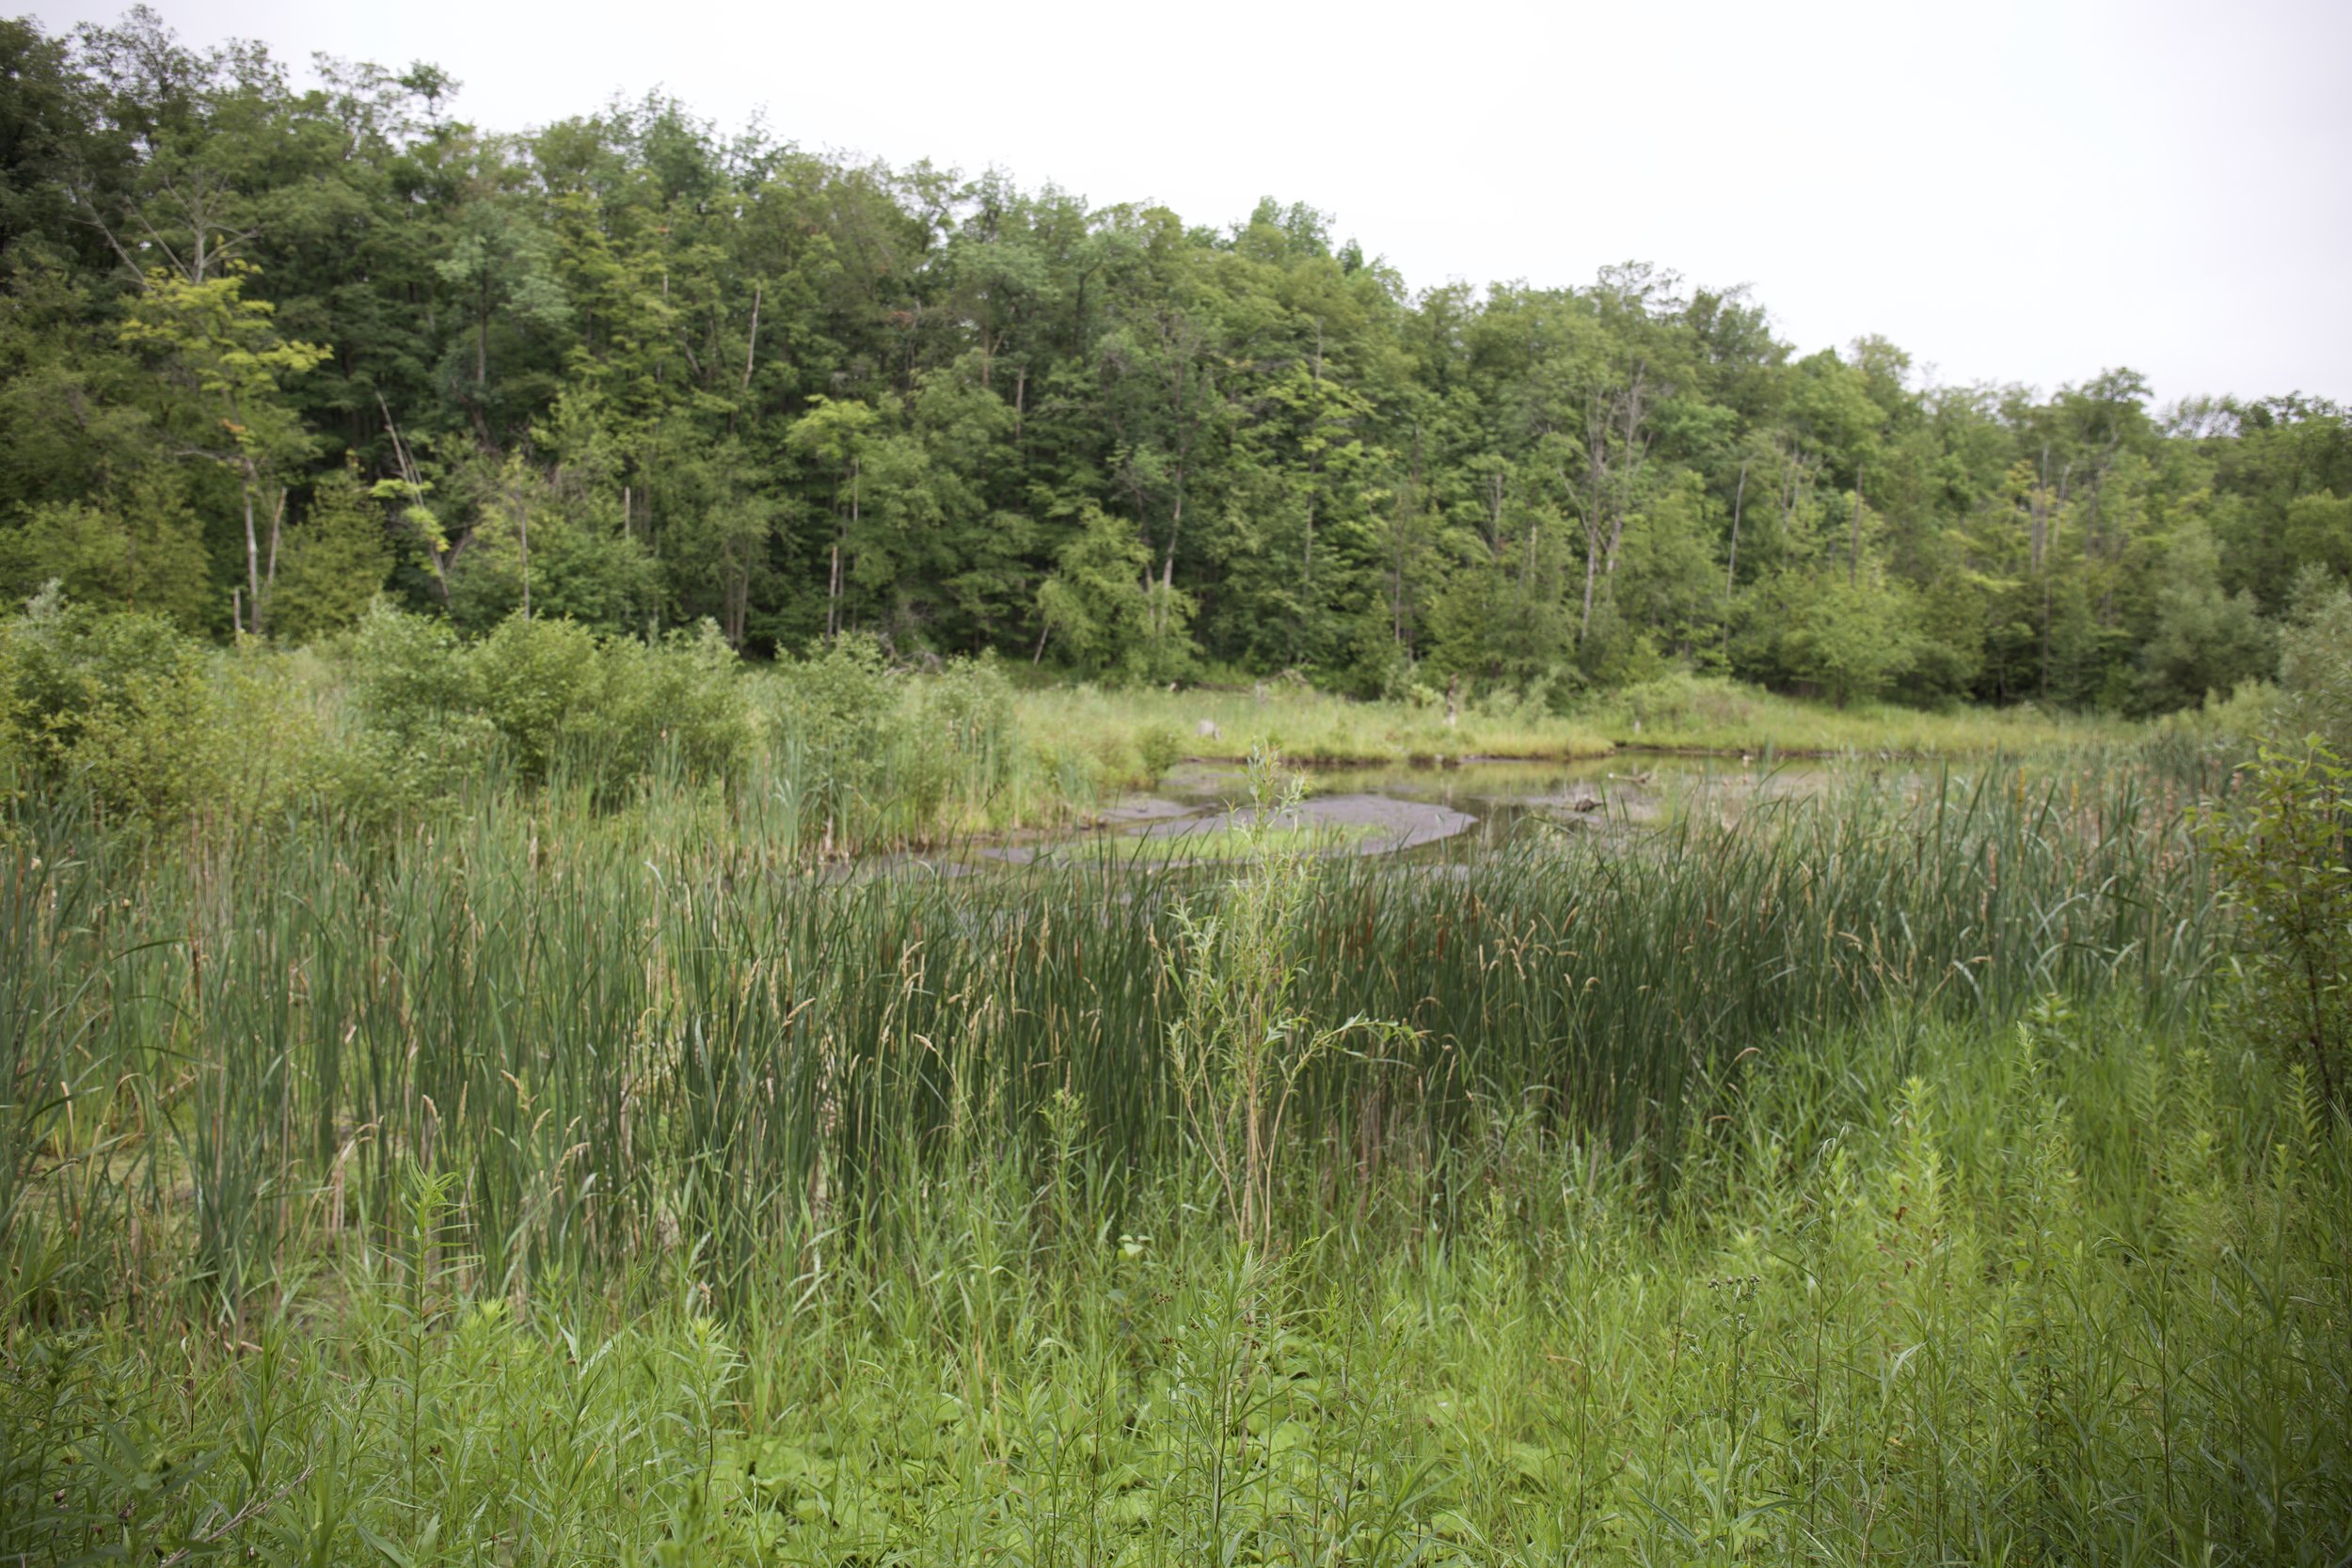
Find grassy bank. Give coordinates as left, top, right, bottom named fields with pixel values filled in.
left=1580, top=672, right=2141, bottom=756
left=1013, top=682, right=1614, bottom=767
left=1009, top=673, right=2136, bottom=774
left=8, top=598, right=2165, bottom=877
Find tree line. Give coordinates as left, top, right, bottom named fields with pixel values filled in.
left=4, top=8, right=2347, bottom=711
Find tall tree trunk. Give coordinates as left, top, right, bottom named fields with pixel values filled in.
left=264, top=487, right=286, bottom=598
left=1724, top=457, right=1748, bottom=646
left=239, top=460, right=262, bottom=634
left=1161, top=486, right=1184, bottom=593
left=739, top=284, right=760, bottom=394
left=1849, top=463, right=1865, bottom=588
left=2029, top=445, right=2049, bottom=575
left=828, top=459, right=859, bottom=641
left=837, top=535, right=856, bottom=639
left=1579, top=521, right=1601, bottom=646
left=378, top=393, right=451, bottom=607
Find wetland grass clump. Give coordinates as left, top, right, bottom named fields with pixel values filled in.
left=3, top=755, right=2215, bottom=1298
left=3, top=746, right=2344, bottom=1562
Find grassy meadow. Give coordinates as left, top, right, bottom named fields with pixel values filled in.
left=1011, top=682, right=1613, bottom=767
left=4, top=613, right=2348, bottom=1562
left=1577, top=673, right=2144, bottom=756
left=1009, top=671, right=2135, bottom=773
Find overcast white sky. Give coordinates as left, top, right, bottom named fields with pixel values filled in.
left=32, top=0, right=2352, bottom=405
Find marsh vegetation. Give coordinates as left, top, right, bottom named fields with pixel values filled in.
left=5, top=626, right=2347, bottom=1560
left=4, top=8, right=2351, bottom=1559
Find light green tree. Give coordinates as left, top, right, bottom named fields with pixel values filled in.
left=116, top=262, right=328, bottom=633
left=786, top=395, right=882, bottom=641
left=1773, top=567, right=1917, bottom=707
left=1036, top=503, right=1195, bottom=683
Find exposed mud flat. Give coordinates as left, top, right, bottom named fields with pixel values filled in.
left=1089, top=796, right=1200, bottom=826
left=1132, top=792, right=1479, bottom=852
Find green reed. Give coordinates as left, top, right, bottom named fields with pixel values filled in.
left=2, top=752, right=2213, bottom=1318
left=6, top=743, right=2344, bottom=1564
left=7, top=1003, right=2344, bottom=1565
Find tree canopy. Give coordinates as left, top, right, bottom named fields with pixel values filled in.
left=3, top=8, right=2345, bottom=714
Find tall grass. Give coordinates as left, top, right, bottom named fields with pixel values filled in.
left=3, top=754, right=2213, bottom=1319
left=1013, top=681, right=1617, bottom=765
left=6, top=1004, right=2344, bottom=1564
left=7, top=738, right=2345, bottom=1562
left=1586, top=670, right=2143, bottom=754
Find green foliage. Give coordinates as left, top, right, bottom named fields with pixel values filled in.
left=1135, top=721, right=1184, bottom=783
left=761, top=631, right=900, bottom=830
left=2271, top=570, right=2352, bottom=756
left=470, top=614, right=748, bottom=792
left=0, top=480, right=213, bottom=631
left=343, top=597, right=479, bottom=747
left=1166, top=755, right=1408, bottom=1242
left=262, top=469, right=393, bottom=642
left=0, top=582, right=214, bottom=820
left=756, top=635, right=1038, bottom=849
left=334, top=602, right=750, bottom=812
left=603, top=621, right=755, bottom=782
left=903, top=647, right=1019, bottom=802
left=443, top=453, right=660, bottom=636
left=2136, top=520, right=2275, bottom=713
left=114, top=261, right=330, bottom=635
left=2196, top=739, right=2352, bottom=1108
left=334, top=598, right=494, bottom=816
left=1769, top=566, right=1917, bottom=707
left=1037, top=503, right=1198, bottom=685
left=472, top=613, right=606, bottom=783
left=113, top=264, right=331, bottom=437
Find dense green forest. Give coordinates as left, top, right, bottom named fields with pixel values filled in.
left=3, top=8, right=2347, bottom=711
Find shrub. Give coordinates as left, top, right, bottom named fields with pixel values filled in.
left=474, top=614, right=604, bottom=784
left=913, top=652, right=1015, bottom=768
left=762, top=633, right=900, bottom=824
left=1136, top=722, right=1184, bottom=784
left=2196, top=738, right=2352, bottom=1110
left=262, top=469, right=394, bottom=644
left=344, top=597, right=479, bottom=749
left=597, top=622, right=753, bottom=786
left=333, top=599, right=494, bottom=819
left=206, top=641, right=335, bottom=826
left=341, top=605, right=754, bottom=808
left=0, top=582, right=215, bottom=822
left=2272, top=570, right=2352, bottom=757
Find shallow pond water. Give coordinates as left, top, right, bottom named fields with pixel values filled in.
left=977, top=752, right=1857, bottom=866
